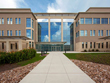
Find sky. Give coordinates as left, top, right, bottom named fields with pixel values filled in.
left=0, top=0, right=110, bottom=13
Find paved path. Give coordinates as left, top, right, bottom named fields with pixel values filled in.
left=20, top=52, right=95, bottom=83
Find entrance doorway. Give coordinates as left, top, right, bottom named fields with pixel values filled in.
left=51, top=46, right=61, bottom=51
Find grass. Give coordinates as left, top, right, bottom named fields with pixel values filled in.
left=64, top=53, right=110, bottom=65
left=17, top=53, right=46, bottom=66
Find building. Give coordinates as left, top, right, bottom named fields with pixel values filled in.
left=0, top=7, right=110, bottom=52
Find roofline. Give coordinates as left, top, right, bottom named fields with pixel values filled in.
left=34, top=13, right=77, bottom=14
left=0, top=8, right=31, bottom=10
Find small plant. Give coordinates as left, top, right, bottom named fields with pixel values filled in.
left=84, top=49, right=87, bottom=52
left=96, top=49, right=99, bottom=52
left=92, top=49, right=94, bottom=51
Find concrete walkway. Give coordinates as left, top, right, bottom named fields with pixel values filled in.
left=20, top=52, right=95, bottom=83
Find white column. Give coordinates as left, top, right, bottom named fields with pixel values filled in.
left=6, top=40, right=10, bottom=52
left=19, top=40, right=22, bottom=50
left=61, top=18, right=63, bottom=42
left=48, top=18, right=50, bottom=42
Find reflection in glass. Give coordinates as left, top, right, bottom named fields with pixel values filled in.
left=26, top=29, right=31, bottom=39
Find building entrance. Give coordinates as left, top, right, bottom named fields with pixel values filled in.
left=51, top=46, right=61, bottom=51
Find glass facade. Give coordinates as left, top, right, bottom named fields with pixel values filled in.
left=80, top=18, right=84, bottom=24
left=90, top=30, right=92, bottom=36
left=93, top=30, right=95, bottom=36
left=93, top=18, right=100, bottom=24
left=7, top=18, right=9, bottom=24
left=15, top=18, right=17, bottom=24
left=10, top=18, right=12, bottom=24
left=7, top=30, right=9, bottom=36
left=85, top=18, right=92, bottom=24
left=26, top=18, right=31, bottom=27
left=10, top=30, right=12, bottom=36
left=19, top=18, right=21, bottom=24
left=85, top=30, right=87, bottom=36
left=26, top=29, right=31, bottom=39
left=101, top=18, right=108, bottom=24
left=2, top=18, right=4, bottom=24
left=15, top=30, right=18, bottom=36
left=19, top=30, right=21, bottom=36
left=80, top=30, right=84, bottom=36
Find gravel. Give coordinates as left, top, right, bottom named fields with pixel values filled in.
left=72, top=59, right=110, bottom=83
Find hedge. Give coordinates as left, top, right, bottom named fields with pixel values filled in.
left=0, top=48, right=36, bottom=64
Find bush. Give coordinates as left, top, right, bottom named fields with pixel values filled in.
left=96, top=49, right=99, bottom=52
left=84, top=49, right=87, bottom=52
left=0, top=48, right=36, bottom=64
left=92, top=49, right=94, bottom=51
left=88, top=49, right=91, bottom=52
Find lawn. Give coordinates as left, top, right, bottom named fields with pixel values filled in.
left=64, top=53, right=110, bottom=65
left=17, top=53, right=46, bottom=66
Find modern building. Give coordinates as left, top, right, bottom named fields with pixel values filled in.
left=0, top=7, right=110, bottom=52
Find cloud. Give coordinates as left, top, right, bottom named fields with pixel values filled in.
left=43, top=35, right=48, bottom=42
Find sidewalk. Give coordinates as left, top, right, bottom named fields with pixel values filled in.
left=20, top=52, right=95, bottom=83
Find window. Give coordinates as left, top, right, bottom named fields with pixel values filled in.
left=102, top=43, right=104, bottom=48
left=2, top=30, right=4, bottom=36
left=32, top=42, right=34, bottom=48
left=10, top=30, right=12, bottom=36
left=29, top=41, right=31, bottom=48
left=26, top=29, right=31, bottom=39
left=82, top=42, right=84, bottom=48
left=101, top=30, right=103, bottom=36
left=86, top=42, right=87, bottom=48
left=2, top=18, right=4, bottom=24
left=76, top=33, right=77, bottom=38
left=7, top=30, right=9, bottom=36
left=26, top=18, right=31, bottom=27
left=93, top=18, right=100, bottom=24
left=101, top=18, right=108, bottom=24
left=11, top=44, right=13, bottom=49
left=19, top=30, right=21, bottom=36
left=85, top=18, right=92, bottom=24
left=80, top=18, right=84, bottom=24
left=15, top=18, right=17, bottom=24
left=109, top=30, right=110, bottom=36
left=98, top=30, right=100, bottom=36
left=15, top=30, right=18, bottom=36
left=85, top=30, right=87, bottom=36
left=98, top=43, right=100, bottom=48
left=78, top=31, right=79, bottom=37
left=32, top=30, right=34, bottom=40
left=0, top=31, right=1, bottom=36
left=106, top=30, right=108, bottom=36
left=10, top=18, right=12, bottom=24
left=106, top=42, right=108, bottom=48
left=19, top=18, right=21, bottom=24
left=0, top=18, right=1, bottom=24
left=32, top=20, right=33, bottom=28
left=80, top=30, right=84, bottom=36
left=7, top=18, right=9, bottom=24
left=90, top=42, right=92, bottom=48
left=90, top=30, right=92, bottom=36
left=15, top=43, right=17, bottom=49
left=94, top=42, right=95, bottom=48
left=109, top=18, right=110, bottom=24
left=2, top=43, right=4, bottom=49
left=76, top=22, right=78, bottom=27
left=93, top=30, right=95, bottom=36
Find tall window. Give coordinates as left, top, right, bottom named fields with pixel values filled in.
left=2, top=18, right=4, bottom=24
left=93, top=30, right=95, bottom=36
left=80, top=18, right=84, bottom=24
left=102, top=43, right=104, bottom=48
left=82, top=42, right=84, bottom=48
left=2, top=43, right=4, bottom=49
left=32, top=20, right=34, bottom=28
left=15, top=18, right=17, bottom=24
left=109, top=18, right=110, bottom=24
left=10, top=30, right=12, bottom=36
left=86, top=42, right=87, bottom=48
left=94, top=42, right=95, bottom=48
left=109, top=30, right=110, bottom=36
left=106, top=42, right=108, bottom=48
left=85, top=18, right=92, bottom=24
left=1, top=30, right=3, bottom=36
left=0, top=18, right=1, bottom=24
left=11, top=44, right=13, bottom=49
left=85, top=30, right=87, bottom=36
left=80, top=30, right=84, bottom=36
left=15, top=43, right=17, bottom=49
left=101, top=30, right=103, bottom=36
left=26, top=29, right=31, bottom=39
left=26, top=18, right=31, bottom=27
left=19, top=30, right=21, bottom=36
left=15, top=30, right=18, bottom=36
left=98, top=30, right=100, bottom=36
left=29, top=41, right=31, bottom=48
left=106, top=30, right=108, bottom=36
left=0, top=31, right=1, bottom=36
left=32, top=30, right=34, bottom=40
left=7, top=18, right=9, bottom=24
left=19, top=18, right=21, bottom=24
left=98, top=43, right=100, bottom=48
left=10, top=18, right=12, bottom=24
left=93, top=18, right=100, bottom=24
left=7, top=30, right=9, bottom=36
left=90, top=42, right=92, bottom=48
left=101, top=18, right=108, bottom=24
left=90, top=30, right=92, bottom=36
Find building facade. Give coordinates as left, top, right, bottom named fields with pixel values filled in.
left=0, top=7, right=110, bottom=52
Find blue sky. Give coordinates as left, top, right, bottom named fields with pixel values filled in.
left=0, top=0, right=110, bottom=13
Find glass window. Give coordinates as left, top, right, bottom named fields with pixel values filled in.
left=93, top=30, right=95, bottom=36
left=15, top=43, right=17, bottom=49
left=2, top=43, right=4, bottom=49
left=26, top=18, right=31, bottom=27
left=85, top=30, right=87, bottom=36
left=76, top=33, right=77, bottom=38
left=0, top=31, right=1, bottom=36
left=15, top=30, right=18, bottom=36
left=109, top=30, right=110, bottom=36
left=101, top=30, right=103, bottom=36
left=10, top=30, right=12, bottom=36
left=0, top=18, right=1, bottom=24
left=15, top=18, right=18, bottom=24
left=82, top=42, right=84, bottom=48
left=11, top=44, right=13, bottom=49
left=102, top=43, right=104, bottom=48
left=32, top=20, right=33, bottom=28
left=93, top=18, right=100, bottom=24
left=80, top=30, right=84, bottom=36
left=10, top=18, right=12, bottom=24
left=29, top=41, right=31, bottom=48
left=86, top=42, right=87, bottom=48
left=98, top=30, right=100, bottom=36
left=7, top=30, right=9, bottom=36
left=2, top=30, right=4, bottom=36
left=32, top=30, right=34, bottom=40
left=32, top=42, right=34, bottom=48
left=90, top=30, right=92, bottom=36
left=101, top=18, right=108, bottom=24
left=109, top=18, right=110, bottom=24
left=106, top=30, right=108, bottom=36
left=78, top=31, right=79, bottom=37
left=19, top=30, right=21, bottom=36
left=2, top=18, right=4, bottom=24
left=76, top=22, right=78, bottom=27
left=94, top=42, right=95, bottom=48
left=19, top=18, right=21, bottom=24
left=80, top=18, right=84, bottom=24
left=85, top=18, right=92, bottom=24
left=90, top=42, right=92, bottom=48
left=106, top=42, right=108, bottom=48
left=26, top=29, right=31, bottom=39
left=7, top=18, right=9, bottom=24
left=98, top=43, right=100, bottom=48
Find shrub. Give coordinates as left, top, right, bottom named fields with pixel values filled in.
left=0, top=48, right=36, bottom=64
left=88, top=49, right=91, bottom=52
left=84, top=49, right=87, bottom=52
left=92, top=49, right=94, bottom=51
left=96, top=49, right=99, bottom=52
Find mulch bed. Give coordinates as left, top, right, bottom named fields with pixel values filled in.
left=71, top=59, right=110, bottom=83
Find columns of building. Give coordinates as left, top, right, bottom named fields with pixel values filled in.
left=19, top=40, right=22, bottom=51
left=6, top=40, right=10, bottom=52
left=61, top=18, right=63, bottom=42
left=48, top=18, right=50, bottom=42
